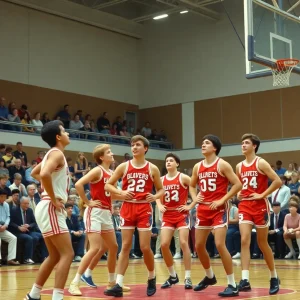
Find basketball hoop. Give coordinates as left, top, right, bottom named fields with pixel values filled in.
left=271, top=59, right=299, bottom=87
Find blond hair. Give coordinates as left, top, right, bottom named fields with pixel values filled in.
left=289, top=195, right=300, bottom=208
left=76, top=152, right=88, bottom=168
left=93, top=144, right=111, bottom=165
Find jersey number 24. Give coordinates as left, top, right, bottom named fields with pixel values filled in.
left=242, top=177, right=258, bottom=190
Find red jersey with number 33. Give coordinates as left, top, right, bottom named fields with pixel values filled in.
left=162, top=173, right=188, bottom=208
left=122, top=160, right=153, bottom=201
left=90, top=165, right=113, bottom=210
left=239, top=157, right=268, bottom=200
left=197, top=158, right=228, bottom=203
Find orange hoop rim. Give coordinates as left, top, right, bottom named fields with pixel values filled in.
left=276, top=58, right=300, bottom=69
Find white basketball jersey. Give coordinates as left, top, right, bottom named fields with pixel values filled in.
left=41, top=147, right=70, bottom=203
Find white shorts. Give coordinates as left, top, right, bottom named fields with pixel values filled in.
left=35, top=200, right=69, bottom=238
left=84, top=207, right=114, bottom=234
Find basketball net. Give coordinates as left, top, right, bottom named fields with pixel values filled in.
left=271, top=59, right=299, bottom=87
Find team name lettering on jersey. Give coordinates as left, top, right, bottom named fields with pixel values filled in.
left=240, top=171, right=258, bottom=178
left=164, top=184, right=180, bottom=191
left=198, top=172, right=218, bottom=179
left=127, top=173, right=149, bottom=181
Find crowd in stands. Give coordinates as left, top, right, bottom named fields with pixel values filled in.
left=0, top=97, right=171, bottom=148
left=1, top=138, right=300, bottom=267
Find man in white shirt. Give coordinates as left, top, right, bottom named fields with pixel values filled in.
left=270, top=175, right=290, bottom=211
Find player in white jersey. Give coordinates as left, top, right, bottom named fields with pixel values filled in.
left=24, top=120, right=74, bottom=300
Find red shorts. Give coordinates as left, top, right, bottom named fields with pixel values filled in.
left=161, top=211, right=190, bottom=230
left=195, top=203, right=228, bottom=229
left=120, top=202, right=153, bottom=231
left=238, top=199, right=270, bottom=228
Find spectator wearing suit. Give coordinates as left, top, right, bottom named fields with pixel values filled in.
left=26, top=184, right=39, bottom=214
left=270, top=174, right=290, bottom=211
left=268, top=202, right=286, bottom=258
left=65, top=203, right=85, bottom=262
left=9, top=197, right=46, bottom=264
left=8, top=189, right=20, bottom=210
left=0, top=189, right=20, bottom=265
left=112, top=204, right=122, bottom=255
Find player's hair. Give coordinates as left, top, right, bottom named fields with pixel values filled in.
left=93, top=144, right=111, bottom=164
left=165, top=152, right=180, bottom=167
left=289, top=195, right=300, bottom=208
left=41, top=120, right=64, bottom=148
left=131, top=135, right=150, bottom=154
left=241, top=133, right=260, bottom=153
left=202, top=134, right=222, bottom=155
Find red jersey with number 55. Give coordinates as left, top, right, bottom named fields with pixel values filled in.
left=90, top=165, right=113, bottom=210
left=197, top=158, right=228, bottom=203
left=162, top=172, right=188, bottom=208
left=239, top=157, right=268, bottom=200
left=122, top=160, right=153, bottom=201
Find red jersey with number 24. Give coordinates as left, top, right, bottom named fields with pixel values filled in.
left=122, top=160, right=153, bottom=201
left=197, top=158, right=228, bottom=203
left=239, top=157, right=268, bottom=200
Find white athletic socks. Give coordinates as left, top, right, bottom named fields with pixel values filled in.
left=116, top=274, right=124, bottom=287
left=72, top=273, right=82, bottom=284
left=168, top=266, right=176, bottom=277
left=52, top=288, right=64, bottom=300
left=148, top=270, right=156, bottom=279
left=270, top=270, right=278, bottom=279
left=205, top=267, right=214, bottom=279
left=227, top=274, right=236, bottom=287
left=109, top=273, right=116, bottom=283
left=85, top=268, right=92, bottom=277
left=29, top=283, right=42, bottom=299
left=242, top=270, right=249, bottom=281
left=185, top=270, right=191, bottom=279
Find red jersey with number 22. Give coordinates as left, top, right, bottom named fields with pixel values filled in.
left=197, top=158, right=228, bottom=202
left=122, top=160, right=153, bottom=201
left=239, top=157, right=268, bottom=200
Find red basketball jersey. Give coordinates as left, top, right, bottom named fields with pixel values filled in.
left=239, top=157, right=268, bottom=200
left=162, top=172, right=188, bottom=209
left=122, top=160, right=153, bottom=201
left=90, top=165, right=113, bottom=210
left=197, top=158, right=228, bottom=202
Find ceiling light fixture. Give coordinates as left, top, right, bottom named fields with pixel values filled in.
left=153, top=14, right=169, bottom=20
left=180, top=10, right=188, bottom=14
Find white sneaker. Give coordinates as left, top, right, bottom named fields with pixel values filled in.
left=24, top=259, right=34, bottom=264
left=68, top=282, right=82, bottom=296
left=74, top=256, right=82, bottom=262
left=154, top=253, right=162, bottom=259
left=285, top=252, right=296, bottom=259
left=173, top=253, right=181, bottom=259
left=232, top=252, right=241, bottom=259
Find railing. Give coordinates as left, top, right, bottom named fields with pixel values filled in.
left=0, top=120, right=174, bottom=149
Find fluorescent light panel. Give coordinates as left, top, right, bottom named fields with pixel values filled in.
left=180, top=10, right=188, bottom=14
left=153, top=14, right=168, bottom=20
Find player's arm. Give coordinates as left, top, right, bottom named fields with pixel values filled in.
left=235, top=163, right=243, bottom=201
left=177, top=174, right=193, bottom=211
left=75, top=167, right=101, bottom=207
left=253, top=159, right=282, bottom=199
left=156, top=176, right=166, bottom=212
left=188, top=163, right=201, bottom=209
left=31, top=163, right=42, bottom=182
left=147, top=165, right=164, bottom=202
left=105, top=163, right=134, bottom=200
left=39, top=151, right=65, bottom=209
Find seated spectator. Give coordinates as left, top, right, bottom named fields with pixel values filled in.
left=123, top=153, right=131, bottom=162
left=76, top=110, right=84, bottom=123
left=89, top=120, right=100, bottom=141
left=288, top=171, right=300, bottom=197
left=9, top=159, right=26, bottom=184
left=8, top=189, right=20, bottom=210
left=2, top=147, right=16, bottom=168
left=226, top=202, right=239, bottom=255
left=283, top=196, right=300, bottom=259
left=149, top=129, right=159, bottom=141
left=26, top=184, right=39, bottom=214
left=25, top=160, right=39, bottom=185
left=80, top=120, right=92, bottom=139
left=9, top=197, right=47, bottom=263
left=85, top=114, right=92, bottom=122
left=97, top=112, right=111, bottom=134
left=41, top=112, right=51, bottom=124
left=56, top=104, right=71, bottom=128
left=112, top=116, right=123, bottom=134
left=18, top=104, right=30, bottom=120
left=31, top=112, right=43, bottom=133
left=0, top=174, right=12, bottom=201
left=284, top=163, right=297, bottom=182
left=112, top=204, right=122, bottom=255
left=0, top=96, right=8, bottom=129
left=268, top=202, right=286, bottom=258
left=69, top=114, right=83, bottom=137
left=8, top=101, right=17, bottom=115
left=34, top=184, right=42, bottom=204
left=0, top=144, right=6, bottom=160
left=21, top=112, right=34, bottom=133
left=9, top=173, right=27, bottom=198
left=141, top=121, right=152, bottom=138
left=74, top=152, right=89, bottom=183
left=35, top=151, right=45, bottom=164
left=159, top=129, right=168, bottom=142
left=110, top=124, right=120, bottom=143
left=127, top=121, right=135, bottom=136
left=0, top=189, right=20, bottom=265
left=13, top=142, right=28, bottom=167
left=275, top=160, right=286, bottom=176
left=270, top=175, right=290, bottom=211
left=8, top=108, right=21, bottom=131
left=120, top=126, right=132, bottom=139
left=67, top=195, right=80, bottom=217
left=65, top=203, right=85, bottom=262
left=0, top=158, right=9, bottom=177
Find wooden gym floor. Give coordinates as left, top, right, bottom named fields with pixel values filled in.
left=1, top=258, right=300, bottom=299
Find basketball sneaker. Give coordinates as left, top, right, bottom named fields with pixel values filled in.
left=104, top=283, right=123, bottom=297
left=184, top=278, right=193, bottom=289
left=237, top=279, right=251, bottom=291
left=147, top=277, right=156, bottom=296
left=269, top=277, right=280, bottom=295
left=68, top=282, right=82, bottom=296
left=24, top=294, right=40, bottom=300
left=161, top=274, right=179, bottom=288
left=218, top=284, right=239, bottom=297
left=108, top=281, right=131, bottom=292
left=193, top=275, right=217, bottom=291
left=81, top=274, right=97, bottom=288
